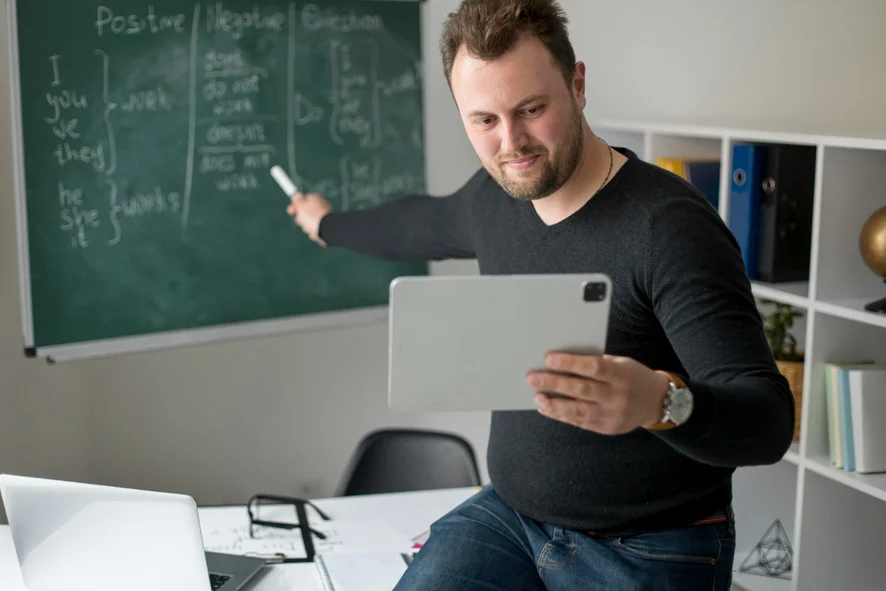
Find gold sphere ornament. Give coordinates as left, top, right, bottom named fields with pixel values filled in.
left=859, top=205, right=886, bottom=313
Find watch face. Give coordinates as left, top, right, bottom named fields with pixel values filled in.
left=670, top=389, right=693, bottom=424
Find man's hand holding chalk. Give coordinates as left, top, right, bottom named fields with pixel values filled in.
left=272, top=166, right=332, bottom=247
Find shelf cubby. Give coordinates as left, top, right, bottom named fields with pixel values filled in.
left=731, top=462, right=798, bottom=591
left=795, top=470, right=886, bottom=591
left=815, top=146, right=886, bottom=308
left=803, top=312, right=885, bottom=462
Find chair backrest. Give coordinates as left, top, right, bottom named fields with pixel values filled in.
left=335, top=428, right=482, bottom=496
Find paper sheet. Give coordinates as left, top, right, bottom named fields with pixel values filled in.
left=200, top=505, right=412, bottom=560
left=316, top=552, right=409, bottom=591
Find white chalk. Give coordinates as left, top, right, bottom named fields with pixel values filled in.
left=270, top=165, right=297, bottom=197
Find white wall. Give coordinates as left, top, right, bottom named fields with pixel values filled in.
left=4, top=0, right=886, bottom=511
left=0, top=4, right=92, bottom=523
left=570, top=0, right=886, bottom=138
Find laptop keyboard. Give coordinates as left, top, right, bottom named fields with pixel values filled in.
left=209, top=573, right=232, bottom=590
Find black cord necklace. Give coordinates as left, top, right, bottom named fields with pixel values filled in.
left=596, top=137, right=614, bottom=195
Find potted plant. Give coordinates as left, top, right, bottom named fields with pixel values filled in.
left=760, top=300, right=804, bottom=442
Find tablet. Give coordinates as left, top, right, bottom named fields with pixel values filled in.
left=387, top=273, right=612, bottom=411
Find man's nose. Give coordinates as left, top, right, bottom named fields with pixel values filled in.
left=500, top=117, right=529, bottom=155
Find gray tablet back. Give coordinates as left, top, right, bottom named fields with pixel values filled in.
left=388, top=274, right=612, bottom=411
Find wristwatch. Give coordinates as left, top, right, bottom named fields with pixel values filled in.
left=646, top=371, right=694, bottom=430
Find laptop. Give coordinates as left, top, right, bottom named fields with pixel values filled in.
left=388, top=273, right=612, bottom=411
left=0, top=474, right=266, bottom=591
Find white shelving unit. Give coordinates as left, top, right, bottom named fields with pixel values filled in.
left=593, top=120, right=886, bottom=591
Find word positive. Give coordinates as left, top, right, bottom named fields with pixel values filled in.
left=95, top=6, right=186, bottom=36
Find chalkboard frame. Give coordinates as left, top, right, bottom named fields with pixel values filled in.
left=7, top=0, right=429, bottom=363
left=8, top=0, right=35, bottom=357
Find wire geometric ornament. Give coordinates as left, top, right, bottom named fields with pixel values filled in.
left=739, top=519, right=793, bottom=579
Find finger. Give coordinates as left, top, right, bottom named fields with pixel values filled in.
left=526, top=371, right=597, bottom=401
left=536, top=393, right=599, bottom=427
left=546, top=352, right=616, bottom=382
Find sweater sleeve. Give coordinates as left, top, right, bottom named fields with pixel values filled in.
left=315, top=169, right=484, bottom=261
left=643, top=192, right=795, bottom=468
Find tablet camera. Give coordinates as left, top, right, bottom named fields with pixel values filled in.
left=582, top=281, right=607, bottom=302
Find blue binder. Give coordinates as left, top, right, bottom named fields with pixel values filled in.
left=728, top=143, right=767, bottom=280
left=684, top=161, right=721, bottom=211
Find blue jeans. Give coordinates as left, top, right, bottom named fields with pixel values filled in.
left=395, top=486, right=735, bottom=590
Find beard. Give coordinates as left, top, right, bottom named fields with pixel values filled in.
left=488, top=103, right=585, bottom=201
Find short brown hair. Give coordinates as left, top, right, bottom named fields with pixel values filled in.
left=440, top=0, right=576, bottom=87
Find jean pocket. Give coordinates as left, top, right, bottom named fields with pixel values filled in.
left=537, top=528, right=578, bottom=569
left=613, top=523, right=727, bottom=566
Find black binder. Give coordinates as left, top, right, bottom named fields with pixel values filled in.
left=756, top=144, right=817, bottom=283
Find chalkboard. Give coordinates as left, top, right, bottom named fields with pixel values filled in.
left=8, top=0, right=428, bottom=361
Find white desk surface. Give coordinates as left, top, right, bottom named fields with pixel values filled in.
left=0, top=486, right=477, bottom=591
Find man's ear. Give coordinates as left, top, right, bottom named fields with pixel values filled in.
left=572, top=61, right=587, bottom=109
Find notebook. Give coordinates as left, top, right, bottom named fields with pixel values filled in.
left=315, top=552, right=412, bottom=591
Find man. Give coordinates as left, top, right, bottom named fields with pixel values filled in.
left=288, top=0, right=794, bottom=588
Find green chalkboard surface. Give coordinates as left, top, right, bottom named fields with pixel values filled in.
left=10, top=0, right=428, bottom=359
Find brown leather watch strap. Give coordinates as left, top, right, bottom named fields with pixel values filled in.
left=643, top=370, right=686, bottom=431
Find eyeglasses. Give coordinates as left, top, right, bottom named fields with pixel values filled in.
left=246, top=494, right=332, bottom=563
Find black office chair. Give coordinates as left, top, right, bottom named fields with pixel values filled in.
left=335, top=428, right=482, bottom=496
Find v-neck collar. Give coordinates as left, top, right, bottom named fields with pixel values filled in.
left=522, top=147, right=635, bottom=233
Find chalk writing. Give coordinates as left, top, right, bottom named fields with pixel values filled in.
left=120, top=187, right=182, bottom=218
left=233, top=74, right=261, bottom=94
left=190, top=23, right=279, bottom=196
left=52, top=142, right=105, bottom=171
left=301, top=3, right=383, bottom=32
left=215, top=98, right=253, bottom=117
left=328, top=40, right=381, bottom=148
left=118, top=86, right=172, bottom=113
left=337, top=155, right=423, bottom=211
left=205, top=2, right=286, bottom=40
left=243, top=152, right=271, bottom=169
left=216, top=172, right=260, bottom=192
left=56, top=181, right=98, bottom=249
left=379, top=65, right=420, bottom=96
left=43, top=51, right=103, bottom=248
left=95, top=6, right=186, bottom=36
left=50, top=118, right=80, bottom=140
left=33, top=0, right=423, bottom=256
left=95, top=50, right=118, bottom=176
left=206, top=121, right=266, bottom=145
left=200, top=153, right=236, bottom=173
left=107, top=179, right=121, bottom=246
left=293, top=93, right=323, bottom=126
left=45, top=90, right=88, bottom=125
left=49, top=55, right=61, bottom=86
left=204, top=49, right=246, bottom=73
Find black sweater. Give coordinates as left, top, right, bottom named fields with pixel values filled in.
left=318, top=148, right=795, bottom=536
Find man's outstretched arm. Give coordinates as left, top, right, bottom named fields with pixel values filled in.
left=289, top=169, right=487, bottom=262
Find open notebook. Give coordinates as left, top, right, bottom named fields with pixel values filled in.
left=315, top=552, right=413, bottom=591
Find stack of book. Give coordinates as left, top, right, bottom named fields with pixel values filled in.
left=824, top=361, right=886, bottom=473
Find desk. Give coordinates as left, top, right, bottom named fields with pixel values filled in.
left=0, top=486, right=477, bottom=591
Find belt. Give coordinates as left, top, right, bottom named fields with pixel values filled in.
left=586, top=506, right=734, bottom=538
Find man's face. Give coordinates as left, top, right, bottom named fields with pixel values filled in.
left=450, top=34, right=585, bottom=201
